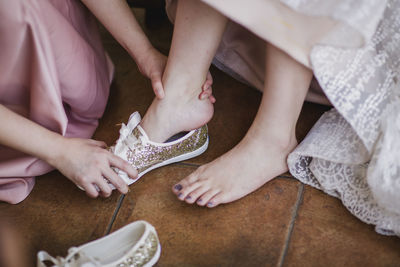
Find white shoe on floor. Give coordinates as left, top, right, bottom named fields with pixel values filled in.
left=37, top=220, right=161, bottom=267
left=110, top=111, right=209, bottom=186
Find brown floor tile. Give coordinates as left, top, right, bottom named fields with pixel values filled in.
left=296, top=102, right=331, bottom=143
left=111, top=165, right=301, bottom=266
left=283, top=186, right=400, bottom=267
left=0, top=171, right=122, bottom=265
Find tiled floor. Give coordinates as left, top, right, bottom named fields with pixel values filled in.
left=1, top=8, right=400, bottom=267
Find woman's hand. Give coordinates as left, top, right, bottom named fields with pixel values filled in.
left=137, top=47, right=216, bottom=102
left=48, top=137, right=137, bottom=198
left=199, top=71, right=216, bottom=103
left=0, top=104, right=135, bottom=198
left=136, top=47, right=167, bottom=99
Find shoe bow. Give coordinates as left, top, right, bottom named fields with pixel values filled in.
left=113, top=112, right=142, bottom=157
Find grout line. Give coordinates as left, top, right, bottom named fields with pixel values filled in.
left=105, top=194, right=126, bottom=235
left=174, top=162, right=201, bottom=167
left=277, top=183, right=304, bottom=267
left=277, top=174, right=295, bottom=179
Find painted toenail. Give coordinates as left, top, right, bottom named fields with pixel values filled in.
left=174, top=184, right=183, bottom=191
left=197, top=199, right=203, bottom=203
left=185, top=196, right=192, bottom=200
left=178, top=193, right=183, bottom=198
left=207, top=202, right=214, bottom=207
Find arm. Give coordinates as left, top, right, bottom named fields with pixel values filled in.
left=82, top=0, right=167, bottom=98
left=81, top=0, right=215, bottom=101
left=81, top=0, right=150, bottom=63
left=0, top=104, right=135, bottom=197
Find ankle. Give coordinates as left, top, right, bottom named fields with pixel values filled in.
left=244, top=130, right=297, bottom=154
left=162, top=76, right=204, bottom=100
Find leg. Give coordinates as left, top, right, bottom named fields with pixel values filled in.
left=140, top=0, right=228, bottom=142
left=173, top=43, right=313, bottom=207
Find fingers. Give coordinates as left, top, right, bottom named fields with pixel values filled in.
left=199, top=71, right=214, bottom=101
left=206, top=71, right=213, bottom=86
left=200, top=72, right=215, bottom=102
left=199, top=89, right=216, bottom=103
left=209, top=95, right=216, bottom=103
left=83, top=183, right=99, bottom=198
left=109, top=153, right=138, bottom=180
left=103, top=168, right=129, bottom=195
left=81, top=176, right=112, bottom=198
left=151, top=75, right=165, bottom=99
left=95, top=178, right=113, bottom=198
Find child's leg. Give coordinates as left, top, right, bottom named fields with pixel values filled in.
left=173, top=43, right=313, bottom=207
left=140, top=0, right=227, bottom=142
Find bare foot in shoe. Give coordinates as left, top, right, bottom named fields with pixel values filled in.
left=172, top=134, right=297, bottom=207
left=140, top=86, right=214, bottom=142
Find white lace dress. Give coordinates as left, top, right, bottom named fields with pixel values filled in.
left=287, top=0, right=400, bottom=236
left=166, top=0, right=400, bottom=236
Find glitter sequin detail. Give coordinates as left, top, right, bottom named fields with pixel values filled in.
left=116, top=232, right=159, bottom=267
left=110, top=112, right=208, bottom=185
left=126, top=126, right=208, bottom=174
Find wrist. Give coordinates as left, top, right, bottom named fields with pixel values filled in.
left=130, top=43, right=154, bottom=69
left=40, top=134, right=67, bottom=167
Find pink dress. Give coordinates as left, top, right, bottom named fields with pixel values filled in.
left=0, top=0, right=113, bottom=204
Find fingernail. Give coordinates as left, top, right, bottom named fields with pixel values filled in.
left=174, top=184, right=182, bottom=191
left=158, top=89, right=165, bottom=98
left=185, top=196, right=191, bottom=200
left=207, top=202, right=214, bottom=207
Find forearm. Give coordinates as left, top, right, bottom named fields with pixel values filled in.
left=0, top=105, right=63, bottom=164
left=81, top=0, right=153, bottom=63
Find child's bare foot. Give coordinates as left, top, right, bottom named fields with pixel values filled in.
left=172, top=133, right=297, bottom=207
left=141, top=84, right=214, bottom=142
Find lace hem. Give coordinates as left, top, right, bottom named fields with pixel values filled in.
left=288, top=109, right=400, bottom=236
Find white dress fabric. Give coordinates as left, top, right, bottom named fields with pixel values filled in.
left=165, top=0, right=400, bottom=236
left=287, top=0, right=400, bottom=236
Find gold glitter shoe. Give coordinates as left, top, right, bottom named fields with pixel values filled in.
left=37, top=220, right=161, bottom=267
left=111, top=112, right=209, bottom=186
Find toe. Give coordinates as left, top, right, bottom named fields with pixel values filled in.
left=178, top=181, right=203, bottom=201
left=184, top=186, right=209, bottom=204
left=173, top=172, right=200, bottom=195
left=206, top=192, right=225, bottom=208
left=196, top=189, right=220, bottom=207
left=172, top=183, right=183, bottom=194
